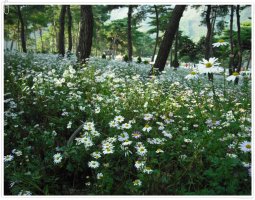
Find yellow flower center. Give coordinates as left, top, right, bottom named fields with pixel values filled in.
left=232, top=72, right=239, bottom=76
left=190, top=71, right=197, bottom=75
left=205, top=62, right=212, bottom=68
left=246, top=144, right=251, bottom=149
left=218, top=39, right=225, bottom=43
left=145, top=124, right=150, bottom=128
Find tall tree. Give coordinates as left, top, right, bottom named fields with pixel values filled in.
left=16, top=5, right=27, bottom=53
left=58, top=5, right=66, bottom=56
left=67, top=5, right=73, bottom=53
left=127, top=5, right=133, bottom=62
left=173, top=28, right=179, bottom=69
left=236, top=5, right=242, bottom=72
left=205, top=5, right=212, bottom=60
left=154, top=5, right=186, bottom=72
left=229, top=5, right=234, bottom=76
left=76, top=5, right=93, bottom=63
left=151, top=5, right=159, bottom=62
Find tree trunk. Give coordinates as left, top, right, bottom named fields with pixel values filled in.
left=151, top=5, right=159, bottom=62
left=154, top=5, right=186, bottom=72
left=127, top=5, right=133, bottom=62
left=17, top=5, right=27, bottom=53
left=76, top=5, right=93, bottom=64
left=39, top=28, right=44, bottom=53
left=67, top=5, right=73, bottom=53
left=236, top=5, right=242, bottom=72
left=173, top=28, right=179, bottom=70
left=205, top=5, right=212, bottom=60
left=229, top=5, right=234, bottom=76
left=34, top=29, right=37, bottom=52
left=205, top=5, right=214, bottom=81
left=58, top=5, right=66, bottom=57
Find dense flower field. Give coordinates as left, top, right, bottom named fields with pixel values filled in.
left=4, top=51, right=251, bottom=195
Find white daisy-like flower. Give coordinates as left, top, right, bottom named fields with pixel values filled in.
left=239, top=141, right=251, bottom=152
left=136, top=146, right=147, bottom=156
left=185, top=71, right=199, bottom=80
left=162, top=131, right=172, bottom=139
left=135, top=160, right=146, bottom=170
left=91, top=151, right=101, bottom=159
left=226, top=72, right=241, bottom=82
left=97, top=173, right=103, bottom=179
left=133, top=179, right=142, bottom=186
left=118, top=132, right=129, bottom=141
left=144, top=113, right=153, bottom=121
left=109, top=120, right=118, bottom=128
left=143, top=166, right=153, bottom=174
left=53, top=153, right=63, bottom=164
left=122, top=123, right=132, bottom=129
left=88, top=161, right=100, bottom=168
left=95, top=107, right=100, bottom=114
left=4, top=154, right=14, bottom=162
left=198, top=57, right=223, bottom=74
left=142, top=124, right=152, bottom=132
left=212, top=39, right=228, bottom=47
left=156, top=148, right=164, bottom=153
left=114, top=115, right=124, bottom=123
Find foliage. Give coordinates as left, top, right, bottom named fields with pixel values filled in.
left=4, top=51, right=251, bottom=195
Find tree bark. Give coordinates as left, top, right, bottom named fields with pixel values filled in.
left=67, top=5, right=73, bottom=53
left=76, top=5, right=93, bottom=64
left=229, top=5, right=234, bottom=76
left=127, top=5, right=133, bottom=62
left=173, top=28, right=179, bottom=70
left=154, top=5, right=186, bottom=72
left=58, top=5, right=66, bottom=57
left=236, top=5, right=242, bottom=72
left=17, top=5, right=27, bottom=53
left=151, top=5, right=159, bottom=62
left=39, top=28, right=44, bottom=53
left=205, top=5, right=212, bottom=60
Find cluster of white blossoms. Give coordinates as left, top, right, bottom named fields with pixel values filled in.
left=75, top=122, right=100, bottom=149
left=135, top=142, right=147, bottom=156
left=101, top=137, right=116, bottom=154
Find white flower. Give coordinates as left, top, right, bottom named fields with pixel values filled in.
left=226, top=72, right=241, bottom=82
left=18, top=190, right=32, bottom=196
left=109, top=120, right=118, bottom=128
left=12, top=149, right=22, bottom=156
left=91, top=151, right=101, bottom=159
left=136, top=146, right=147, bottom=156
left=4, top=154, right=14, bottom=162
left=144, top=113, right=153, bottom=121
left=67, top=121, right=72, bottom=129
left=239, top=141, right=251, bottom=152
left=198, top=57, right=223, bottom=74
left=162, top=131, right=172, bottom=139
left=135, top=160, right=146, bottom=170
left=95, top=107, right=100, bottom=114
left=88, top=161, right=100, bottom=168
left=53, top=153, right=63, bottom=164
left=143, top=166, right=153, bottom=174
left=114, top=115, right=124, bottom=123
left=185, top=71, right=199, bottom=80
left=97, top=173, right=103, bottom=179
left=184, top=138, right=193, bottom=143
left=212, top=40, right=228, bottom=47
left=133, top=179, right=142, bottom=186
left=118, top=132, right=129, bottom=141
left=122, top=123, right=131, bottom=129
left=142, top=124, right=152, bottom=132
left=156, top=148, right=164, bottom=153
